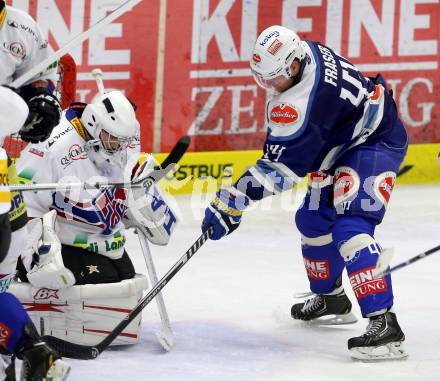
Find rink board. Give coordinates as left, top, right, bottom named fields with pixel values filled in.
left=155, top=143, right=440, bottom=195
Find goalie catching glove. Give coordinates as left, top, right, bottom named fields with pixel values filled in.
left=125, top=154, right=178, bottom=245
left=27, top=210, right=76, bottom=289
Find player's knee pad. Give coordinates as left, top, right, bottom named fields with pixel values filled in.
left=295, top=206, right=335, bottom=239
left=8, top=274, right=149, bottom=347
left=0, top=292, right=33, bottom=353
left=300, top=234, right=345, bottom=294
left=332, top=216, right=375, bottom=253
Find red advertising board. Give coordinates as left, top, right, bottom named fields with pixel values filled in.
left=8, top=0, right=160, bottom=151
left=9, top=0, right=440, bottom=152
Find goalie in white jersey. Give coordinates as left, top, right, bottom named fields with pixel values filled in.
left=13, top=87, right=178, bottom=346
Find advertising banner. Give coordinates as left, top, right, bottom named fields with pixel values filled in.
left=8, top=0, right=440, bottom=153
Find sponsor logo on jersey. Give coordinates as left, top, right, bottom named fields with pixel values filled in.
left=29, top=147, right=44, bottom=157
left=0, top=322, right=12, bottom=350
left=349, top=267, right=387, bottom=299
left=259, top=30, right=280, bottom=46
left=60, top=144, right=88, bottom=168
left=70, top=117, right=88, bottom=140
left=333, top=166, right=360, bottom=207
left=373, top=171, right=396, bottom=208
left=7, top=20, right=18, bottom=28
left=34, top=288, right=59, bottom=300
left=270, top=103, right=299, bottom=126
left=47, top=125, right=74, bottom=147
left=6, top=20, right=39, bottom=42
left=267, top=38, right=283, bottom=55
left=303, top=257, right=330, bottom=280
left=2, top=41, right=26, bottom=58
left=252, top=53, right=261, bottom=63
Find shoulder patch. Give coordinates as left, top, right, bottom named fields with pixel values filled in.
left=269, top=103, right=299, bottom=126
left=29, top=147, right=45, bottom=157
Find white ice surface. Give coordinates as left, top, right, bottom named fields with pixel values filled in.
left=58, top=185, right=440, bottom=380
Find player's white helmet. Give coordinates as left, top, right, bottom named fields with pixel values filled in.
left=81, top=90, right=139, bottom=167
left=250, top=25, right=306, bottom=90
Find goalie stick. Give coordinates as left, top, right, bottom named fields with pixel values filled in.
left=10, top=135, right=190, bottom=192
left=137, top=226, right=174, bottom=351
left=42, top=228, right=213, bottom=359
left=373, top=245, right=440, bottom=278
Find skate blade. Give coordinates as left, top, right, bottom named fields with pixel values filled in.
left=350, top=341, right=408, bottom=361
left=305, top=312, right=358, bottom=326
left=44, top=359, right=71, bottom=381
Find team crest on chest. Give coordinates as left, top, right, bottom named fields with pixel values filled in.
left=270, top=103, right=299, bottom=126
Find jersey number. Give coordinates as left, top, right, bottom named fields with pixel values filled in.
left=339, top=61, right=367, bottom=107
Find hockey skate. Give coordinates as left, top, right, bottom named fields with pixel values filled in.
left=291, top=290, right=358, bottom=325
left=348, top=311, right=408, bottom=361
left=17, top=324, right=70, bottom=381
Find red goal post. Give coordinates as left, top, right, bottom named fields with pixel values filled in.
left=3, top=54, right=77, bottom=159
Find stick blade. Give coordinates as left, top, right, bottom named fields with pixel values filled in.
left=156, top=330, right=174, bottom=352
left=373, top=248, right=394, bottom=279
left=43, top=335, right=99, bottom=360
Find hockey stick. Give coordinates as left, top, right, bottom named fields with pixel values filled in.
left=10, top=135, right=190, bottom=192
left=373, top=245, right=440, bottom=278
left=42, top=228, right=213, bottom=359
left=10, top=0, right=144, bottom=88
left=137, top=226, right=174, bottom=351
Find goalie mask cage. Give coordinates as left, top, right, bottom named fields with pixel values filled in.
left=3, top=54, right=77, bottom=159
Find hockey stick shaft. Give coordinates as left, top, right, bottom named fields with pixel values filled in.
left=43, top=228, right=213, bottom=359
left=11, top=0, right=144, bottom=88
left=10, top=136, right=190, bottom=192
left=376, top=244, right=440, bottom=277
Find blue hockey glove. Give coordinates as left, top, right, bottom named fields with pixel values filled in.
left=202, top=188, right=249, bottom=240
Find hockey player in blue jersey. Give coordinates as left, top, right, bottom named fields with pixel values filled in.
left=202, top=25, right=408, bottom=361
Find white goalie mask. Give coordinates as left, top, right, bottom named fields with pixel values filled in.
left=250, top=25, right=306, bottom=90
left=81, top=90, right=140, bottom=171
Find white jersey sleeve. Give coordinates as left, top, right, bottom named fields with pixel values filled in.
left=16, top=143, right=54, bottom=217
left=0, top=86, right=29, bottom=140
left=1, top=6, right=57, bottom=86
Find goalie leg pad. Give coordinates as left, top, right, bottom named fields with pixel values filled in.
left=8, top=275, right=149, bottom=346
